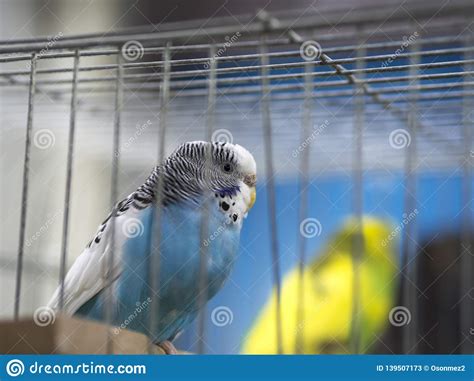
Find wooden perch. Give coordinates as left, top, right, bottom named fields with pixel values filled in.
left=0, top=314, right=171, bottom=354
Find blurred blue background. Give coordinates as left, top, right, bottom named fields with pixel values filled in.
left=178, top=172, right=472, bottom=353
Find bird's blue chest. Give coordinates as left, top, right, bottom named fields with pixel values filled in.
left=76, top=199, right=242, bottom=342
left=126, top=203, right=240, bottom=302
left=121, top=201, right=240, bottom=340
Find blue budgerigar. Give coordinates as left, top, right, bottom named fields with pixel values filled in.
left=47, top=141, right=257, bottom=353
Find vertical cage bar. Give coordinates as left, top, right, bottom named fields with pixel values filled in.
left=148, top=43, right=171, bottom=353
left=295, top=61, right=313, bottom=354
left=14, top=53, right=37, bottom=319
left=197, top=44, right=217, bottom=354
left=59, top=49, right=80, bottom=310
left=460, top=31, right=473, bottom=354
left=105, top=52, right=123, bottom=353
left=260, top=35, right=283, bottom=354
left=401, top=37, right=420, bottom=354
left=350, top=35, right=366, bottom=354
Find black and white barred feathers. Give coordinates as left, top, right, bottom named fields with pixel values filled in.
left=88, top=141, right=254, bottom=248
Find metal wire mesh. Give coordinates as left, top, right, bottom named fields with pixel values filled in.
left=0, top=0, right=472, bottom=354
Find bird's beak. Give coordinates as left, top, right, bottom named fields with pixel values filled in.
left=244, top=174, right=257, bottom=213
left=248, top=186, right=256, bottom=211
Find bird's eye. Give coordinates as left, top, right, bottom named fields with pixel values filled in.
left=222, top=163, right=233, bottom=173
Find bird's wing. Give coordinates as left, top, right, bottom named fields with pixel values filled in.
left=47, top=195, right=150, bottom=315
left=48, top=165, right=163, bottom=314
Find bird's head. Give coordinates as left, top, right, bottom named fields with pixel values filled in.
left=326, top=216, right=399, bottom=262
left=170, top=141, right=257, bottom=212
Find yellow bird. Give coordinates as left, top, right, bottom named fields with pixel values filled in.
left=241, top=216, right=399, bottom=354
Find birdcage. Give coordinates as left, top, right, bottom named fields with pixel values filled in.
left=0, top=0, right=472, bottom=355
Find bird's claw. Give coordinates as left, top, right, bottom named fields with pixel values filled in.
left=157, top=340, right=178, bottom=355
